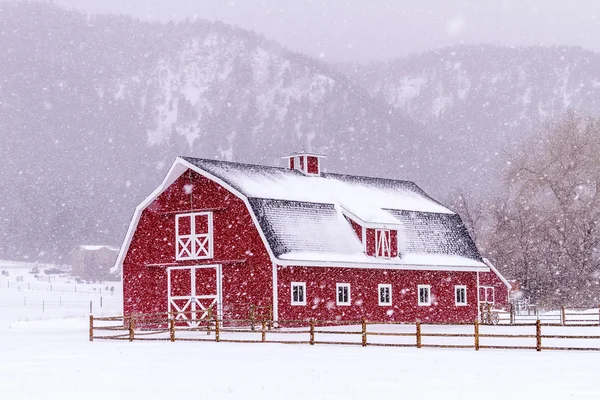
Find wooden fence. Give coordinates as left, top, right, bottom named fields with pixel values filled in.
left=89, top=312, right=600, bottom=352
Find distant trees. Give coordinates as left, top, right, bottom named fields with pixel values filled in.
left=452, top=112, right=600, bottom=307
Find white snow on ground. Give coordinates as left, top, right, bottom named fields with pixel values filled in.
left=2, top=262, right=600, bottom=399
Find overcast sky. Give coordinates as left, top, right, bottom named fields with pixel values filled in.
left=50, top=0, right=600, bottom=62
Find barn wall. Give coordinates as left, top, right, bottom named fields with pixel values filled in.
left=478, top=270, right=510, bottom=310
left=122, top=169, right=273, bottom=319
left=277, top=265, right=479, bottom=324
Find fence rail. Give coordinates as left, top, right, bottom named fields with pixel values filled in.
left=89, top=313, right=600, bottom=352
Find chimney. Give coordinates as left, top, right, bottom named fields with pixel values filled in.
left=282, top=151, right=326, bottom=176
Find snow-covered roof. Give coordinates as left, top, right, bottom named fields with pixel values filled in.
left=183, top=157, right=452, bottom=214
left=183, top=157, right=485, bottom=270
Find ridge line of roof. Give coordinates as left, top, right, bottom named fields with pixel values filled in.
left=180, top=155, right=420, bottom=186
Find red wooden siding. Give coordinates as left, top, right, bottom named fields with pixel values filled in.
left=299, top=156, right=305, bottom=170
left=289, top=157, right=295, bottom=170
left=346, top=217, right=363, bottom=243
left=122, top=169, right=273, bottom=320
left=277, top=265, right=478, bottom=324
left=478, top=270, right=510, bottom=310
left=307, top=156, right=319, bottom=174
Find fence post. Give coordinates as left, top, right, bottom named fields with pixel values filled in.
left=536, top=319, right=541, bottom=352
left=42, top=300, right=45, bottom=313
left=561, top=305, right=565, bottom=326
left=268, top=306, right=273, bottom=330
left=129, top=316, right=135, bottom=342
left=169, top=318, right=175, bottom=342
left=361, top=318, right=367, bottom=347
left=474, top=320, right=479, bottom=351
left=510, top=303, right=515, bottom=325
left=214, top=315, right=220, bottom=342
left=310, top=319, right=315, bottom=345
left=89, top=300, right=92, bottom=314
left=598, top=305, right=600, bottom=326
left=261, top=319, right=266, bottom=343
left=416, top=322, right=422, bottom=348
left=89, top=315, right=94, bottom=342
left=250, top=305, right=255, bottom=331
left=100, top=296, right=103, bottom=308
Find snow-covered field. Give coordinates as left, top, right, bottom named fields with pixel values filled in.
left=2, top=262, right=600, bottom=399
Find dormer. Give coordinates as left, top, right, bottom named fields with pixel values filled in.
left=282, top=151, right=326, bottom=176
left=340, top=204, right=402, bottom=259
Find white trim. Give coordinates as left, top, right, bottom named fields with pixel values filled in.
left=482, top=258, right=512, bottom=289
left=454, top=285, right=467, bottom=306
left=417, top=284, right=431, bottom=306
left=290, top=282, right=306, bottom=306
left=378, top=284, right=392, bottom=306
left=276, top=259, right=488, bottom=272
left=476, top=271, right=481, bottom=321
left=479, top=286, right=496, bottom=304
left=113, top=157, right=281, bottom=276
left=375, top=229, right=391, bottom=258
left=362, top=226, right=367, bottom=253
left=175, top=212, right=213, bottom=260
left=112, top=160, right=189, bottom=275
left=336, top=283, right=351, bottom=306
left=339, top=206, right=402, bottom=229
left=272, top=263, right=278, bottom=324
left=167, top=264, right=221, bottom=327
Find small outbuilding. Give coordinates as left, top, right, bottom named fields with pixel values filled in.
left=70, top=245, right=119, bottom=282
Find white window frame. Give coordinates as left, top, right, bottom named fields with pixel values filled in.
left=291, top=282, right=306, bottom=306
left=480, top=286, right=495, bottom=304
left=418, top=284, right=431, bottom=306
left=336, top=283, right=351, bottom=306
left=375, top=229, right=391, bottom=258
left=455, top=285, right=467, bottom=306
left=378, top=284, right=392, bottom=306
left=175, top=212, right=214, bottom=261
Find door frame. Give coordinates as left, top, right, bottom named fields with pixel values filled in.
left=167, top=264, right=222, bottom=327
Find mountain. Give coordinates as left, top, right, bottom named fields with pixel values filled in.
left=347, top=45, right=600, bottom=194
left=0, top=2, right=425, bottom=261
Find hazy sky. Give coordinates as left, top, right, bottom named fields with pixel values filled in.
left=50, top=0, right=600, bottom=62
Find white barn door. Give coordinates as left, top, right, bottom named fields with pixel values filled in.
left=167, top=265, right=222, bottom=327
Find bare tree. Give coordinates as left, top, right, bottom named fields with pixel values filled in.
left=498, top=112, right=600, bottom=306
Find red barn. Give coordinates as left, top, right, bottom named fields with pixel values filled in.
left=114, top=152, right=510, bottom=326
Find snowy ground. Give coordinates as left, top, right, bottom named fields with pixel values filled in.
left=2, top=262, right=600, bottom=399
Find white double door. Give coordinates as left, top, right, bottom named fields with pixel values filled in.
left=167, top=265, right=222, bottom=327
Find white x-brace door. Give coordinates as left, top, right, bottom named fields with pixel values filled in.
left=167, top=265, right=222, bottom=327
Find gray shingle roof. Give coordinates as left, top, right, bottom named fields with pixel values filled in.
left=183, top=157, right=484, bottom=268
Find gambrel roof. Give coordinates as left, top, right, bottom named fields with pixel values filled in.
left=182, top=157, right=485, bottom=270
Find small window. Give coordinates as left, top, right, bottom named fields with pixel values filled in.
left=378, top=284, right=392, bottom=306
left=418, top=285, right=431, bottom=306
left=455, top=285, right=467, bottom=306
left=375, top=229, right=391, bottom=258
left=336, top=283, right=351, bottom=306
left=175, top=212, right=213, bottom=260
left=291, top=282, right=306, bottom=306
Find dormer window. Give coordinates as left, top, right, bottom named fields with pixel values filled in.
left=175, top=212, right=213, bottom=260
left=375, top=229, right=391, bottom=258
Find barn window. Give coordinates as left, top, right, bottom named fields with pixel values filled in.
left=418, top=285, right=431, bottom=306
left=479, top=286, right=495, bottom=304
left=336, top=283, right=351, bottom=306
left=455, top=285, right=467, bottom=306
left=378, top=284, right=392, bottom=306
left=375, top=229, right=391, bottom=258
left=175, top=212, right=213, bottom=260
left=291, top=282, right=306, bottom=306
